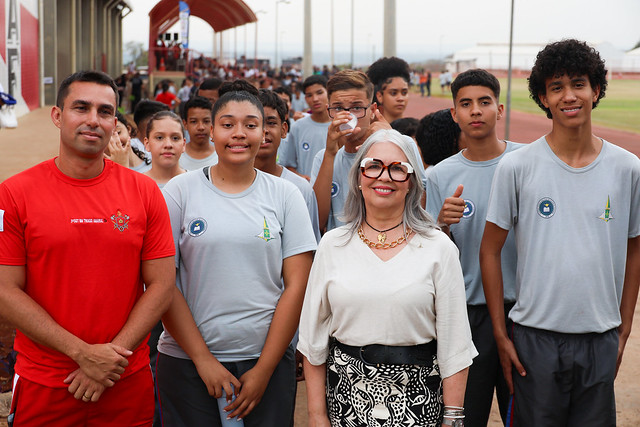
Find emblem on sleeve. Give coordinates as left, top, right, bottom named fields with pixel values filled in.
left=537, top=198, right=555, bottom=219
left=302, top=142, right=310, bottom=151
left=110, top=210, right=130, bottom=232
left=188, top=218, right=207, bottom=237
left=598, top=196, right=614, bottom=223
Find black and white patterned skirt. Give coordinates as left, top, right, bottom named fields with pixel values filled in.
left=326, top=343, right=443, bottom=427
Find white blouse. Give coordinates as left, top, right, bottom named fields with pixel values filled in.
left=298, top=226, right=477, bottom=378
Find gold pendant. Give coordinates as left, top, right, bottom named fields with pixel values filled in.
left=378, top=232, right=386, bottom=243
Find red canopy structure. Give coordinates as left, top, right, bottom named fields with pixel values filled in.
left=148, top=0, right=257, bottom=71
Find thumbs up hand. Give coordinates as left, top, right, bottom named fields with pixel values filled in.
left=437, top=184, right=465, bottom=227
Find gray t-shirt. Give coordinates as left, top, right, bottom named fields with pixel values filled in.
left=310, top=147, right=358, bottom=232
left=291, top=93, right=308, bottom=113
left=281, top=167, right=321, bottom=242
left=159, top=168, right=318, bottom=361
left=487, top=137, right=640, bottom=333
left=426, top=141, right=522, bottom=305
left=179, top=150, right=218, bottom=171
left=279, top=115, right=330, bottom=176
left=131, top=160, right=152, bottom=174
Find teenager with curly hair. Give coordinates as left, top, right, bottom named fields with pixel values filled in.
left=367, top=56, right=411, bottom=123
left=415, top=109, right=462, bottom=179
left=481, top=39, right=640, bottom=426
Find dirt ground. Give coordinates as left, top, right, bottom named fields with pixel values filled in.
left=1, top=95, right=639, bottom=425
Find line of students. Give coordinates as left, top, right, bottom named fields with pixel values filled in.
left=146, top=39, right=639, bottom=426
left=1, top=38, right=638, bottom=427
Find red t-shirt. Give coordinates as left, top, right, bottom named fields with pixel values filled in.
left=155, top=91, right=177, bottom=107
left=0, top=159, right=175, bottom=387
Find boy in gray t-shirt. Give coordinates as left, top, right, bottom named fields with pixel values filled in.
left=481, top=39, right=640, bottom=426
left=426, top=69, right=522, bottom=426
left=255, top=89, right=321, bottom=242
left=278, top=75, right=330, bottom=180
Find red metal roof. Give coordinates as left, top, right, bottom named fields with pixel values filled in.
left=149, top=0, right=257, bottom=36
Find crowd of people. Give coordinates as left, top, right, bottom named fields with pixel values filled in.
left=0, top=38, right=638, bottom=427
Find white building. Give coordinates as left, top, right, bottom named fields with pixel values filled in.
left=445, top=41, right=637, bottom=74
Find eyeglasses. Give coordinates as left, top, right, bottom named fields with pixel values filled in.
left=327, top=104, right=371, bottom=119
left=360, top=158, right=414, bottom=182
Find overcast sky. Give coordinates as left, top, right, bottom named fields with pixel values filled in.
left=122, top=0, right=640, bottom=66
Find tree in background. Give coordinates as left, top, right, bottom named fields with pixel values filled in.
left=125, top=41, right=148, bottom=67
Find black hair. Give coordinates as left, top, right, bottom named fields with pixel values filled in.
left=366, top=56, right=411, bottom=95
left=451, top=69, right=501, bottom=101
left=211, top=91, right=265, bottom=126
left=528, top=39, right=607, bottom=119
left=415, top=109, right=461, bottom=166
left=198, top=77, right=223, bottom=91
left=390, top=117, right=420, bottom=138
left=182, top=96, right=213, bottom=120
left=56, top=70, right=119, bottom=108
left=115, top=111, right=149, bottom=164
left=145, top=110, right=185, bottom=139
left=302, top=75, right=328, bottom=93
left=115, top=111, right=133, bottom=134
left=273, top=85, right=292, bottom=102
left=218, top=79, right=259, bottom=98
left=133, top=100, right=169, bottom=126
left=258, top=89, right=288, bottom=123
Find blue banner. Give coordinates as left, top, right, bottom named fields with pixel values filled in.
left=179, top=1, right=190, bottom=49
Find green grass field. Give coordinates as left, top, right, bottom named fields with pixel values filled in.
left=426, top=78, right=640, bottom=134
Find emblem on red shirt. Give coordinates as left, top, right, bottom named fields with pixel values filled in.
left=110, top=210, right=130, bottom=232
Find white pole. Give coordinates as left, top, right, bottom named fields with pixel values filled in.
left=275, top=1, right=279, bottom=69
left=303, top=0, right=312, bottom=77
left=330, top=0, right=334, bottom=69
left=350, top=0, right=354, bottom=67
left=383, top=0, right=396, bottom=57
left=505, top=0, right=515, bottom=140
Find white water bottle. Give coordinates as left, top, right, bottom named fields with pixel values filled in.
left=217, top=386, right=244, bottom=426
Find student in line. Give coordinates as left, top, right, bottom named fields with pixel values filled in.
left=426, top=69, right=523, bottom=426
left=480, top=39, right=640, bottom=426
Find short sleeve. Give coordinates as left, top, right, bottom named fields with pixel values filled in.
left=486, top=158, right=518, bottom=231
left=161, top=183, right=183, bottom=268
left=279, top=123, right=298, bottom=169
left=297, top=239, right=333, bottom=365
left=0, top=183, right=26, bottom=265
left=282, top=185, right=317, bottom=259
left=141, top=182, right=176, bottom=261
left=425, top=173, right=444, bottom=221
left=433, top=238, right=477, bottom=378
left=309, top=149, right=325, bottom=186
left=628, top=157, right=640, bottom=238
left=305, top=191, right=322, bottom=243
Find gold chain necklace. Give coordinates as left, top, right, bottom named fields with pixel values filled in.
left=358, top=226, right=412, bottom=249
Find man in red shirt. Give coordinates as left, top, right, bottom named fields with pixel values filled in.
left=0, top=70, right=175, bottom=426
